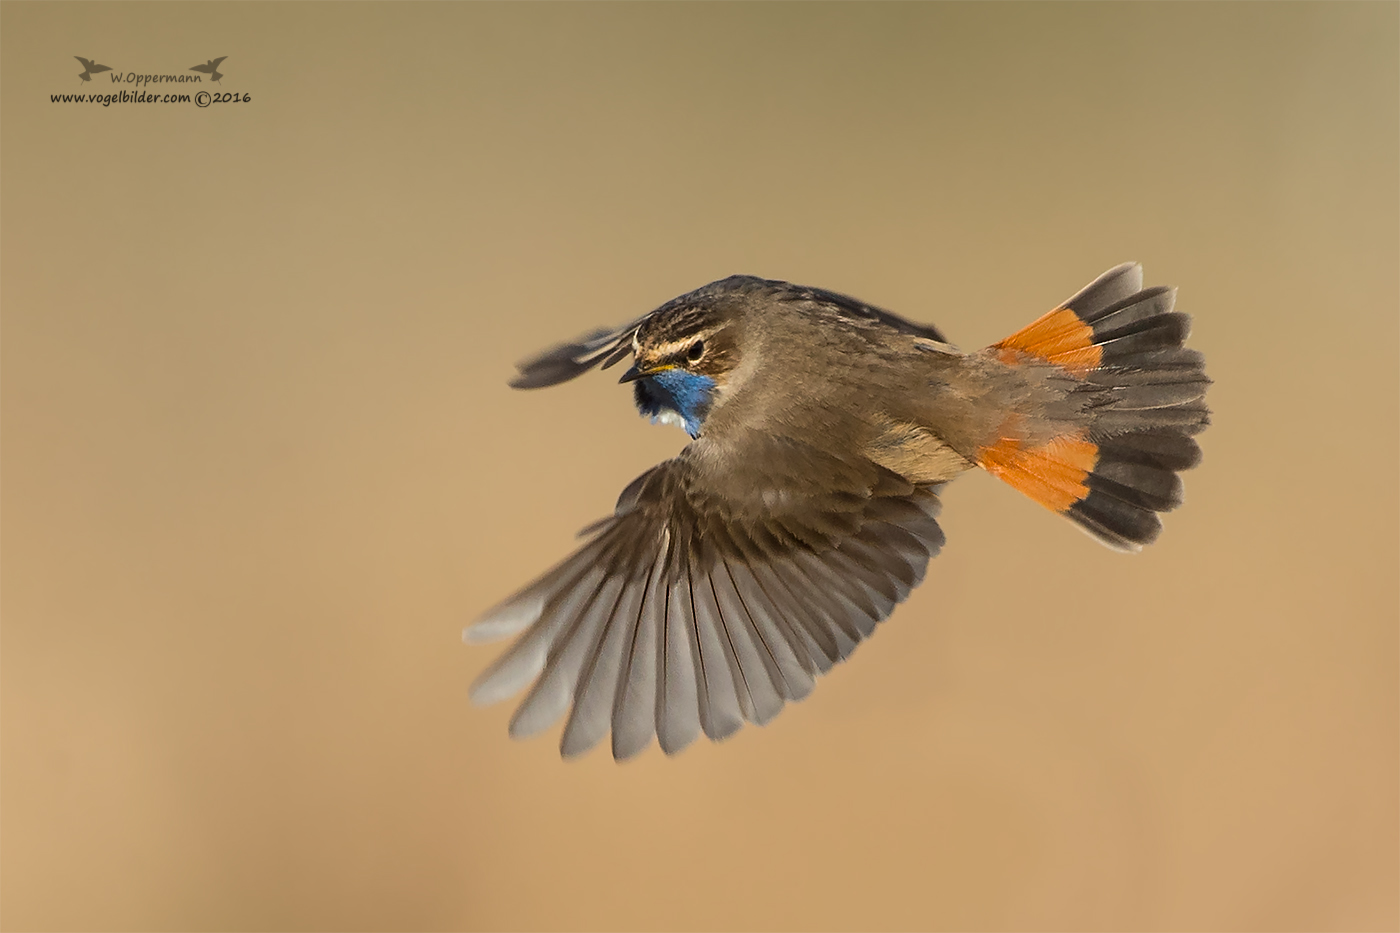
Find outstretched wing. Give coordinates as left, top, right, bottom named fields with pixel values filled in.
left=75, top=56, right=94, bottom=69
left=209, top=57, right=227, bottom=69
left=466, top=434, right=945, bottom=759
left=89, top=62, right=112, bottom=74
left=190, top=63, right=214, bottom=74
left=508, top=314, right=647, bottom=389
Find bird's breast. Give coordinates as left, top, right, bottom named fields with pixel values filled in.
left=632, top=370, right=717, bottom=438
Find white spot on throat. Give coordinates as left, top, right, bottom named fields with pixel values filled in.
left=651, top=409, right=688, bottom=431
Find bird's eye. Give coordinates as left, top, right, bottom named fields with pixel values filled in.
left=687, top=340, right=706, bottom=363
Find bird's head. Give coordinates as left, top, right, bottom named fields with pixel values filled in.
left=620, top=300, right=744, bottom=438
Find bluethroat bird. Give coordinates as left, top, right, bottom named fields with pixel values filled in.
left=465, top=264, right=1210, bottom=760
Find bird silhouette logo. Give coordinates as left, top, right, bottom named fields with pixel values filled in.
left=190, top=56, right=227, bottom=83
left=74, top=56, right=112, bottom=84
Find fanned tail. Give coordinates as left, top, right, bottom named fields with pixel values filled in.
left=985, top=263, right=1210, bottom=551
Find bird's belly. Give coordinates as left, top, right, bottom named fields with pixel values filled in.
left=865, top=416, right=976, bottom=485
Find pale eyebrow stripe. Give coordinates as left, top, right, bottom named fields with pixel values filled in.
left=647, top=325, right=727, bottom=360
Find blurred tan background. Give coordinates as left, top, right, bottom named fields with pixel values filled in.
left=3, top=3, right=1396, bottom=930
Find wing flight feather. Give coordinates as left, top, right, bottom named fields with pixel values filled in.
left=466, top=438, right=946, bottom=759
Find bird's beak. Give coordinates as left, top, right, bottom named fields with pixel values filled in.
left=619, top=362, right=674, bottom=383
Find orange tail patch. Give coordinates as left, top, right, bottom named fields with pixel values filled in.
left=978, top=431, right=1100, bottom=513
left=992, top=308, right=1103, bottom=376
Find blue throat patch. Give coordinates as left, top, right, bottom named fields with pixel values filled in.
left=632, top=369, right=716, bottom=438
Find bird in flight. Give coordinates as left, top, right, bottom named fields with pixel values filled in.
left=190, top=57, right=227, bottom=83
left=465, top=264, right=1210, bottom=760
left=75, top=57, right=112, bottom=83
